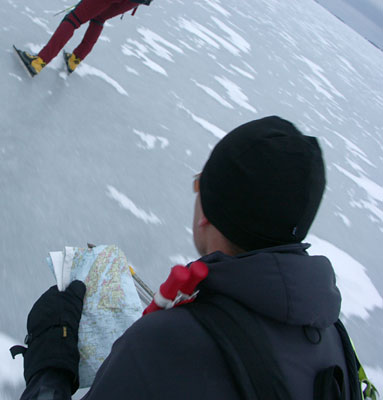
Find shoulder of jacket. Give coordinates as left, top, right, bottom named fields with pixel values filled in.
left=122, top=306, right=200, bottom=342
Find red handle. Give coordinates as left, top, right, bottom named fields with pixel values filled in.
left=159, top=265, right=191, bottom=300
left=142, top=262, right=209, bottom=315
left=180, top=261, right=209, bottom=295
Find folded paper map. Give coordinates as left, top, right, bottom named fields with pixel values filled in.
left=47, top=244, right=143, bottom=388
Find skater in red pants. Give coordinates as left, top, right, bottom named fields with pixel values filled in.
left=15, top=0, right=152, bottom=77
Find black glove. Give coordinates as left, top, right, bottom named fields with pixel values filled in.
left=12, top=280, right=86, bottom=394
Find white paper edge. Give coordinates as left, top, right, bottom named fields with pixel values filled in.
left=62, top=247, right=76, bottom=291
left=49, top=251, right=64, bottom=291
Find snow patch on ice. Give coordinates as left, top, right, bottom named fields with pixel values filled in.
left=0, top=332, right=23, bottom=389
left=229, top=64, right=255, bottom=79
left=302, top=74, right=334, bottom=101
left=296, top=55, right=345, bottom=100
left=192, top=80, right=233, bottom=108
left=125, top=65, right=139, bottom=75
left=122, top=39, right=168, bottom=76
left=106, top=185, right=162, bottom=225
left=307, top=234, right=383, bottom=320
left=332, top=131, right=375, bottom=167
left=312, top=109, right=331, bottom=124
left=8, top=73, right=22, bottom=82
left=320, top=136, right=334, bottom=149
left=178, top=104, right=226, bottom=139
left=6, top=0, right=17, bottom=9
left=178, top=18, right=241, bottom=55
left=121, top=28, right=183, bottom=76
left=334, top=211, right=351, bottom=227
left=75, top=64, right=129, bottom=96
left=218, top=62, right=236, bottom=75
left=346, top=158, right=367, bottom=175
left=190, top=114, right=226, bottom=139
left=337, top=55, right=357, bottom=73
left=133, top=130, right=169, bottom=150
left=178, top=40, right=196, bottom=52
left=279, top=30, right=298, bottom=48
left=156, top=137, right=169, bottom=149
left=137, top=28, right=183, bottom=61
left=211, top=17, right=251, bottom=53
left=359, top=200, right=383, bottom=224
left=185, top=226, right=193, bottom=235
left=334, top=165, right=383, bottom=202
left=22, top=13, right=51, bottom=34
left=215, top=76, right=257, bottom=112
left=242, top=61, right=257, bottom=74
left=202, top=0, right=231, bottom=17
left=26, top=42, right=43, bottom=54
left=142, top=57, right=167, bottom=75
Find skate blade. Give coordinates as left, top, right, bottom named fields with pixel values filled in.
left=62, top=49, right=74, bottom=75
left=13, top=45, right=36, bottom=78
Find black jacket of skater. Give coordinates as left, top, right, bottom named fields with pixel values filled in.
left=18, top=116, right=360, bottom=400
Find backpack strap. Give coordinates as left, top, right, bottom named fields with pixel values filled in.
left=335, top=320, right=361, bottom=400
left=186, top=294, right=292, bottom=400
left=335, top=320, right=378, bottom=400
left=314, top=365, right=346, bottom=400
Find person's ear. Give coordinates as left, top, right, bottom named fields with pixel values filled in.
left=198, top=215, right=209, bottom=227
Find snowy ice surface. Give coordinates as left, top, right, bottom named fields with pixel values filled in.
left=0, top=333, right=23, bottom=397
left=202, top=0, right=231, bottom=18
left=334, top=165, right=383, bottom=202
left=2, top=0, right=383, bottom=397
left=307, top=234, right=383, bottom=320
left=192, top=79, right=234, bottom=108
left=178, top=103, right=226, bottom=139
left=178, top=18, right=243, bottom=56
left=214, top=75, right=257, bottom=112
left=75, top=64, right=129, bottom=96
left=106, top=185, right=162, bottom=225
left=133, top=129, right=169, bottom=149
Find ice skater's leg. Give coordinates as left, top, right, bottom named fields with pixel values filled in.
left=38, top=0, right=112, bottom=64
left=72, top=1, right=139, bottom=61
left=38, top=17, right=78, bottom=64
left=71, top=18, right=104, bottom=60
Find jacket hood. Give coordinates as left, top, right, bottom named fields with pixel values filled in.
left=198, top=243, right=341, bottom=329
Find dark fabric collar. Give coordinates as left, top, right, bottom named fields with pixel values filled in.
left=197, top=243, right=341, bottom=329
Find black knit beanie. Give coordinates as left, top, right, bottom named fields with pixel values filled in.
left=199, top=116, right=326, bottom=251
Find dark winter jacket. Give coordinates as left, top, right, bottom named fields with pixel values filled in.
left=20, top=243, right=351, bottom=400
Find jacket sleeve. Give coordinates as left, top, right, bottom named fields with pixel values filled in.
left=19, top=369, right=73, bottom=400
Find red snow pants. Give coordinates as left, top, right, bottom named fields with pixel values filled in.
left=38, top=0, right=139, bottom=64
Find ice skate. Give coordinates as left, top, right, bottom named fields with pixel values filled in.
left=63, top=50, right=81, bottom=74
left=13, top=46, right=46, bottom=77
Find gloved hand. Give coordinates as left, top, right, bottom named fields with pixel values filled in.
left=16, top=280, right=86, bottom=393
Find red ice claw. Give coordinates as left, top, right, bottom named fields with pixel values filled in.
left=143, top=261, right=209, bottom=315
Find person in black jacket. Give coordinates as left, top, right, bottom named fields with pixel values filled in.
left=16, top=116, right=356, bottom=400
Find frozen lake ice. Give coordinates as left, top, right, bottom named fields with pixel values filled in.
left=1, top=0, right=382, bottom=397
